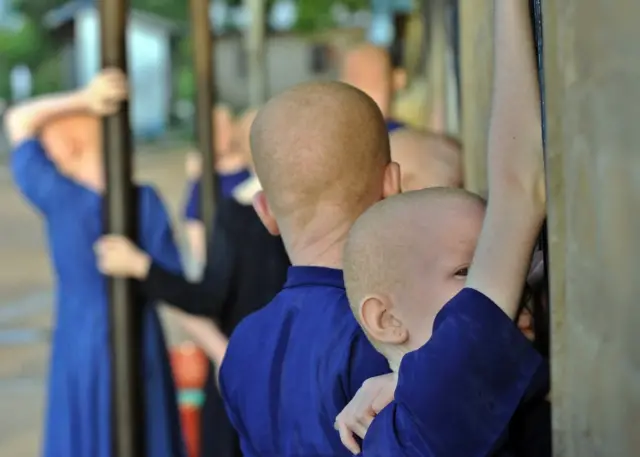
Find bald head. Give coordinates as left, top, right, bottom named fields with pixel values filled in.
left=390, top=129, right=463, bottom=191
left=344, top=188, right=485, bottom=355
left=341, top=44, right=394, bottom=117
left=250, top=81, right=393, bottom=229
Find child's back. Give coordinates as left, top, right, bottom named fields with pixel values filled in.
left=11, top=138, right=184, bottom=457
left=221, top=267, right=387, bottom=455
left=218, top=81, right=401, bottom=456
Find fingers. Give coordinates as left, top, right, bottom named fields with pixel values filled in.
left=371, top=390, right=394, bottom=415
left=335, top=421, right=361, bottom=455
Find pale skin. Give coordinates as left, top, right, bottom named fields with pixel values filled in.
left=97, top=109, right=257, bottom=372
left=335, top=0, right=545, bottom=453
left=389, top=128, right=463, bottom=191
left=4, top=69, right=127, bottom=191
left=248, top=81, right=401, bottom=270
left=340, top=44, right=406, bottom=120
left=95, top=234, right=231, bottom=369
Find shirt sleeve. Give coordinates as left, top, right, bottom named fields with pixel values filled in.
left=183, top=180, right=201, bottom=221
left=10, top=138, right=69, bottom=214
left=362, top=288, right=543, bottom=457
left=139, top=205, right=235, bottom=319
left=138, top=186, right=183, bottom=275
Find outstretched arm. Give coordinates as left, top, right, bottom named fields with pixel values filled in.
left=345, top=2, right=545, bottom=455
left=6, top=69, right=127, bottom=213
left=466, top=0, right=546, bottom=319
left=4, top=91, right=89, bottom=145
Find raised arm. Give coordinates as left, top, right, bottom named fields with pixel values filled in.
left=343, top=2, right=545, bottom=455
left=4, top=91, right=89, bottom=145
left=5, top=69, right=127, bottom=213
left=466, top=0, right=546, bottom=319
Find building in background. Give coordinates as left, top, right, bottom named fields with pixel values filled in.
left=43, top=0, right=180, bottom=139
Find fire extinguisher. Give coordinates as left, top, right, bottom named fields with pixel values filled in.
left=171, top=342, right=209, bottom=457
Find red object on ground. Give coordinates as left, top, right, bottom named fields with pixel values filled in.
left=170, top=343, right=209, bottom=457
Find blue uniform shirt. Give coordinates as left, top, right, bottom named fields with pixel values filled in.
left=362, top=288, right=543, bottom=457
left=183, top=169, right=252, bottom=221
left=219, top=266, right=391, bottom=457
left=11, top=139, right=185, bottom=457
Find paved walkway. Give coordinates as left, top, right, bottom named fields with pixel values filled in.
left=0, top=148, right=195, bottom=456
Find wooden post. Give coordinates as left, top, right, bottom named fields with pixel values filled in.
left=189, top=0, right=217, bottom=239
left=544, top=1, right=640, bottom=456
left=424, top=0, right=447, bottom=133
left=245, top=0, right=267, bottom=106
left=458, top=0, right=492, bottom=196
left=99, top=1, right=144, bottom=457
left=444, top=0, right=460, bottom=136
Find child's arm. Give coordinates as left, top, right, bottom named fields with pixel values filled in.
left=5, top=69, right=127, bottom=213
left=338, top=1, right=545, bottom=454
left=183, top=180, right=207, bottom=266
left=4, top=91, right=89, bottom=146
left=5, top=91, right=91, bottom=213
left=465, top=0, right=545, bottom=319
left=96, top=189, right=234, bottom=320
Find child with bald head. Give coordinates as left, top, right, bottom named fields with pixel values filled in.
left=183, top=105, right=253, bottom=263
left=334, top=0, right=547, bottom=455
left=341, top=43, right=406, bottom=132
left=390, top=129, right=463, bottom=191
left=218, top=81, right=400, bottom=456
left=5, top=69, right=185, bottom=457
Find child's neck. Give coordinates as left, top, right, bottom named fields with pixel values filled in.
left=385, top=345, right=408, bottom=374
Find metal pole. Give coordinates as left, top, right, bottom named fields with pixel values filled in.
left=245, top=0, right=267, bottom=106
left=99, top=1, right=144, bottom=457
left=189, top=0, right=217, bottom=239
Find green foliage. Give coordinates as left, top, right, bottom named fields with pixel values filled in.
left=177, top=66, right=195, bottom=100
left=32, top=55, right=63, bottom=95
left=0, top=18, right=43, bottom=67
left=131, top=0, right=189, bottom=22
left=293, top=0, right=370, bottom=33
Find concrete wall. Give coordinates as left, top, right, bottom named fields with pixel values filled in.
left=213, top=33, right=340, bottom=108
left=75, top=8, right=172, bottom=139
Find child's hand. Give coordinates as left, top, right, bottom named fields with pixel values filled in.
left=334, top=372, right=398, bottom=455
left=185, top=151, right=203, bottom=180
left=94, top=235, right=150, bottom=279
left=83, top=68, right=128, bottom=116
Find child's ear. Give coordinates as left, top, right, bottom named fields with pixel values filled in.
left=359, top=294, right=408, bottom=346
left=253, top=190, right=280, bottom=235
left=382, top=161, right=401, bottom=198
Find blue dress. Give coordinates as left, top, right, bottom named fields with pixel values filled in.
left=183, top=170, right=252, bottom=221
left=10, top=139, right=186, bottom=457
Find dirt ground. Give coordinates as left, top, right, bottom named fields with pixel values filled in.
left=0, top=147, right=196, bottom=456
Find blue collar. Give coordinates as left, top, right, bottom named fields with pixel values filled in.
left=283, top=266, right=345, bottom=290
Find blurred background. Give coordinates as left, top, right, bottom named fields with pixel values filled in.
left=0, top=0, right=453, bottom=455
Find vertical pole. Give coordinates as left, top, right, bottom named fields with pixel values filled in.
left=425, top=0, right=447, bottom=133
left=458, top=0, right=492, bottom=196
left=189, top=0, right=217, bottom=240
left=99, top=1, right=144, bottom=457
left=245, top=0, right=267, bottom=106
left=544, top=0, right=640, bottom=455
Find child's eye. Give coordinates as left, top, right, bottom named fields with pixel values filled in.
left=454, top=267, right=469, bottom=278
